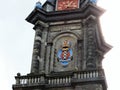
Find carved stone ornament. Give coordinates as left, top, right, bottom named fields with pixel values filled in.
left=85, top=18, right=97, bottom=69
left=57, top=40, right=73, bottom=66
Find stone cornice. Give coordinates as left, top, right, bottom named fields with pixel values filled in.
left=26, top=3, right=105, bottom=25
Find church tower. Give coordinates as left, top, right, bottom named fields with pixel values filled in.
left=13, top=0, right=111, bottom=90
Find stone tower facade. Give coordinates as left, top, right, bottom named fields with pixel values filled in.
left=13, top=0, right=111, bottom=90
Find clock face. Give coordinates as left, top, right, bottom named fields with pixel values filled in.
left=57, top=0, right=79, bottom=11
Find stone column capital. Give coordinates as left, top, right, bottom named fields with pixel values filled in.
left=33, top=20, right=49, bottom=30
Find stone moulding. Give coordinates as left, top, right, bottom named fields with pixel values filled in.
left=26, top=3, right=105, bottom=25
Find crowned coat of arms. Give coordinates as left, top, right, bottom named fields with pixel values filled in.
left=57, top=40, right=73, bottom=66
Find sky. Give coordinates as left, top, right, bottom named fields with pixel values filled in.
left=0, top=0, right=120, bottom=90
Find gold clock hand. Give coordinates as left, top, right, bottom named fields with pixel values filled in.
left=67, top=1, right=74, bottom=7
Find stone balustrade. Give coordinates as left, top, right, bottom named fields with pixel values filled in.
left=47, top=76, right=71, bottom=85
left=73, top=70, right=103, bottom=79
left=14, top=69, right=104, bottom=86
left=15, top=75, right=44, bottom=85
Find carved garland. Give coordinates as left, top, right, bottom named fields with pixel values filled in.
left=86, top=19, right=97, bottom=69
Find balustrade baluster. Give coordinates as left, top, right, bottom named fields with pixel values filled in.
left=16, top=78, right=20, bottom=84
left=74, top=73, right=77, bottom=78
left=29, top=78, right=31, bottom=84
left=36, top=77, right=38, bottom=83
left=52, top=79, right=54, bottom=84
left=26, top=78, right=29, bottom=84
left=28, top=77, right=31, bottom=84
left=68, top=76, right=71, bottom=83
left=37, top=77, right=39, bottom=83
left=33, top=77, right=35, bottom=83
left=34, top=77, right=36, bottom=83
left=35, top=77, right=37, bottom=83
left=24, top=78, right=27, bottom=84
left=89, top=72, right=92, bottom=78
left=48, top=79, right=50, bottom=84
left=78, top=73, right=80, bottom=79
left=20, top=79, right=22, bottom=84
left=27, top=78, right=29, bottom=84
left=93, top=71, right=96, bottom=78
left=66, top=77, right=68, bottom=83
left=60, top=78, right=62, bottom=84
left=80, top=73, right=83, bottom=79
left=83, top=72, right=86, bottom=79
left=31, top=77, right=33, bottom=84
left=96, top=71, right=98, bottom=77
left=51, top=79, right=52, bottom=84
left=32, top=77, right=34, bottom=83
left=54, top=78, right=56, bottom=84
left=22, top=79, right=24, bottom=84
left=57, top=78, right=59, bottom=84
left=36, top=77, right=39, bottom=83
left=86, top=72, right=89, bottom=78
left=25, top=78, right=27, bottom=84
left=65, top=77, right=67, bottom=83
left=39, top=77, right=41, bottom=82
left=63, top=78, right=65, bottom=84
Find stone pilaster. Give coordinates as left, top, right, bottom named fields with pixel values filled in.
left=31, top=24, right=42, bottom=74
left=39, top=26, right=48, bottom=74
left=45, top=43, right=53, bottom=74
left=77, top=40, right=83, bottom=70
left=31, top=20, right=49, bottom=74
left=85, top=16, right=97, bottom=69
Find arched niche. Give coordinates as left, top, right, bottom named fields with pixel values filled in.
left=50, top=32, right=79, bottom=72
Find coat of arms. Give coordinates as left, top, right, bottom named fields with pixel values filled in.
left=57, top=40, right=73, bottom=66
